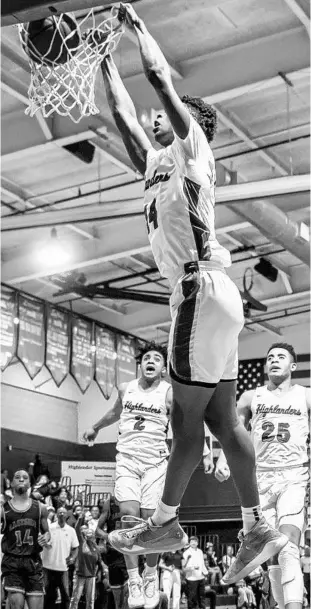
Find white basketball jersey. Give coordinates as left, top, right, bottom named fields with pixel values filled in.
left=250, top=384, right=309, bottom=469
left=144, top=117, right=231, bottom=289
left=116, top=379, right=170, bottom=464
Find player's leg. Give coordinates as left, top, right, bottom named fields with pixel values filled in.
left=2, top=556, right=27, bottom=609
left=119, top=499, right=144, bottom=608
left=25, top=595, right=43, bottom=609
left=5, top=593, right=25, bottom=609
left=276, top=474, right=307, bottom=609
left=139, top=459, right=170, bottom=608
left=205, top=380, right=287, bottom=584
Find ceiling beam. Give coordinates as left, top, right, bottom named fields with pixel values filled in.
left=1, top=216, right=151, bottom=283
left=2, top=174, right=309, bottom=232
left=215, top=105, right=288, bottom=176
left=283, top=0, right=310, bottom=37
left=1, top=76, right=53, bottom=140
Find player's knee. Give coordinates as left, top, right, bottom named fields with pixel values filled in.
left=278, top=541, right=304, bottom=604
left=7, top=594, right=25, bottom=609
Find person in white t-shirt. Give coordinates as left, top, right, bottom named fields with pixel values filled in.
left=42, top=507, right=79, bottom=609
left=99, top=3, right=287, bottom=584
left=182, top=537, right=208, bottom=609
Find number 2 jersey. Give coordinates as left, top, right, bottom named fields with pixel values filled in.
left=1, top=499, right=42, bottom=556
left=116, top=379, right=170, bottom=465
left=250, top=384, right=309, bottom=470
left=144, top=116, right=231, bottom=289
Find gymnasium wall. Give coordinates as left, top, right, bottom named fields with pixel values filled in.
left=1, top=321, right=309, bottom=522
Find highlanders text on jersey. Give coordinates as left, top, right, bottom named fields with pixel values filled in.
left=250, top=384, right=309, bottom=469
left=144, top=116, right=231, bottom=288
left=116, top=379, right=170, bottom=463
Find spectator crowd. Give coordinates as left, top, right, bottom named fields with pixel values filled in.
left=1, top=460, right=310, bottom=609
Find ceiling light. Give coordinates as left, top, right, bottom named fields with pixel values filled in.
left=35, top=228, right=70, bottom=269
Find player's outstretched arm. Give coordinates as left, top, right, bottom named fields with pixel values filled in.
left=96, top=510, right=109, bottom=541
left=101, top=54, right=152, bottom=174
left=119, top=3, right=190, bottom=140
left=83, top=383, right=126, bottom=442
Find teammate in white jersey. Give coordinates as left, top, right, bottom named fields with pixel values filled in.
left=83, top=343, right=212, bottom=609
left=215, top=342, right=310, bottom=609
left=99, top=2, right=286, bottom=583
left=83, top=343, right=170, bottom=609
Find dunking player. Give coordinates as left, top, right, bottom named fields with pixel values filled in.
left=99, top=2, right=287, bottom=582
left=84, top=344, right=171, bottom=608
left=215, top=342, right=309, bottom=606
left=1, top=470, right=50, bottom=609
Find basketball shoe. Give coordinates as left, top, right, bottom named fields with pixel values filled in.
left=143, top=569, right=160, bottom=609
left=108, top=516, right=188, bottom=554
left=222, top=517, right=288, bottom=584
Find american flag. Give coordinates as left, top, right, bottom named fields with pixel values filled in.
left=237, top=353, right=310, bottom=400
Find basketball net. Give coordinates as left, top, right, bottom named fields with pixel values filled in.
left=18, top=8, right=124, bottom=124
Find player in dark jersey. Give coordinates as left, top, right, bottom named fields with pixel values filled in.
left=1, top=470, right=50, bottom=609
left=96, top=496, right=129, bottom=609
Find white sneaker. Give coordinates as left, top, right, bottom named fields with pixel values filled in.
left=143, top=569, right=160, bottom=609
left=128, top=577, right=145, bottom=609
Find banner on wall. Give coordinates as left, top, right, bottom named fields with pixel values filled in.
left=61, top=461, right=116, bottom=495
left=17, top=295, right=45, bottom=379
left=116, top=335, right=137, bottom=384
left=95, top=326, right=117, bottom=399
left=1, top=286, right=17, bottom=371
left=71, top=317, right=94, bottom=393
left=46, top=306, right=70, bottom=387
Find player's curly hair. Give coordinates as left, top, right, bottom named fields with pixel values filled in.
left=136, top=341, right=167, bottom=367
left=267, top=342, right=297, bottom=363
left=181, top=95, right=217, bottom=143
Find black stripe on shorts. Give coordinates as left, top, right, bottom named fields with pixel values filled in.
left=171, top=271, right=200, bottom=381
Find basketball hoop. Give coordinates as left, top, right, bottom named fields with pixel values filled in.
left=18, top=8, right=124, bottom=124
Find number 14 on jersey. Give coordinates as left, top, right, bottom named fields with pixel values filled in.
left=144, top=199, right=158, bottom=234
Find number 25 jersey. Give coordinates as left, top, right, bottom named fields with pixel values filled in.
left=116, top=379, right=170, bottom=464
left=250, top=384, right=309, bottom=470
left=144, top=116, right=231, bottom=289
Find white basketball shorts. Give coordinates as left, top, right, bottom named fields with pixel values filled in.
left=257, top=466, right=309, bottom=532
left=114, top=453, right=167, bottom=510
left=168, top=262, right=244, bottom=385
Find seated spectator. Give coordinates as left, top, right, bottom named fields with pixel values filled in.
left=222, top=545, right=235, bottom=576
left=204, top=544, right=221, bottom=585
left=245, top=566, right=263, bottom=609
left=69, top=515, right=102, bottom=609
left=42, top=506, right=79, bottom=609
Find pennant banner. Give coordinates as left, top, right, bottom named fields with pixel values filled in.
left=116, top=335, right=137, bottom=384
left=46, top=306, right=70, bottom=387
left=71, top=317, right=94, bottom=393
left=1, top=286, right=17, bottom=371
left=95, top=326, right=117, bottom=399
left=17, top=294, right=45, bottom=379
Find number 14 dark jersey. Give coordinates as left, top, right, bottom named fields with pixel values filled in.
left=2, top=499, right=41, bottom=556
